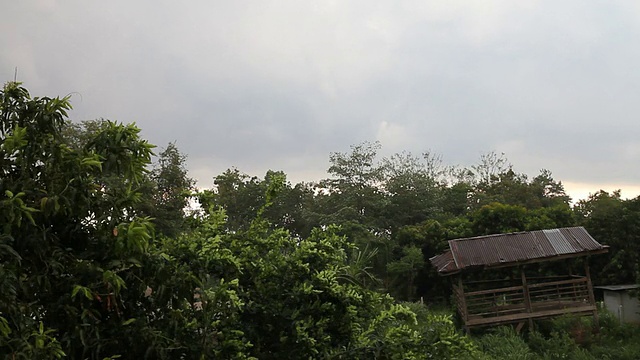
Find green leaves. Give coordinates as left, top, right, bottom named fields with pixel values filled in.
left=102, top=270, right=127, bottom=293
left=0, top=84, right=167, bottom=359
left=0, top=315, right=11, bottom=338
left=113, top=217, right=154, bottom=255
left=1, top=189, right=37, bottom=231
left=86, top=121, right=155, bottom=184
left=81, top=153, right=103, bottom=170
left=28, top=322, right=67, bottom=359
left=71, top=285, right=93, bottom=301
left=1, top=125, right=27, bottom=153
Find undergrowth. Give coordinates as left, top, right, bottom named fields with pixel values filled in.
left=469, top=311, right=640, bottom=359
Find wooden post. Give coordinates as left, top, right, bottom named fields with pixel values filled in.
left=521, top=267, right=534, bottom=330
left=584, top=260, right=599, bottom=330
left=457, top=275, right=469, bottom=333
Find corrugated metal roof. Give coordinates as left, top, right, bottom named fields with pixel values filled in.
left=544, top=229, right=574, bottom=254
left=430, top=226, right=608, bottom=275
left=594, top=285, right=639, bottom=291
left=429, top=251, right=457, bottom=274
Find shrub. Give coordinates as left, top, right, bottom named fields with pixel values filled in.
left=477, top=326, right=537, bottom=360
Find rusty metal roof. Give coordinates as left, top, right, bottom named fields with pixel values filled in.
left=429, top=227, right=608, bottom=275
left=430, top=251, right=457, bottom=274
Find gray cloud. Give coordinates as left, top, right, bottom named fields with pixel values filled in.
left=3, top=0, right=640, bottom=198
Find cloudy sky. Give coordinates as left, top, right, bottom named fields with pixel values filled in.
left=2, top=0, right=640, bottom=201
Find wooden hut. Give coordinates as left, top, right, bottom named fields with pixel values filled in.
left=430, top=227, right=608, bottom=332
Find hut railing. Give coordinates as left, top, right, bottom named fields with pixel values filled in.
left=459, top=277, right=591, bottom=322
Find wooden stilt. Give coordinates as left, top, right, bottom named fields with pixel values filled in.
left=584, top=261, right=599, bottom=331
left=458, top=275, right=468, bottom=326
left=521, top=267, right=534, bottom=331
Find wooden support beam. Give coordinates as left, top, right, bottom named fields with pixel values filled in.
left=458, top=275, right=468, bottom=324
left=584, top=260, right=599, bottom=330
left=521, top=267, right=534, bottom=330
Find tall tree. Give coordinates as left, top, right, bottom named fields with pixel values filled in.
left=0, top=82, right=158, bottom=358
left=575, top=191, right=640, bottom=285
left=140, top=142, right=195, bottom=238
left=381, top=151, right=444, bottom=230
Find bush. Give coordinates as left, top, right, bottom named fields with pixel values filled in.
left=588, top=310, right=640, bottom=360
left=477, top=326, right=537, bottom=360
left=527, top=330, right=595, bottom=360
left=391, top=302, right=481, bottom=359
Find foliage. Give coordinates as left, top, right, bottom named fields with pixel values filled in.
left=575, top=191, right=640, bottom=285
left=0, top=82, right=159, bottom=358
left=1, top=83, right=486, bottom=358
left=527, top=330, right=595, bottom=360
left=188, top=177, right=477, bottom=359
left=588, top=311, right=640, bottom=360
left=139, top=142, right=195, bottom=238
left=4, top=82, right=640, bottom=358
left=386, top=246, right=425, bottom=300
left=477, top=326, right=538, bottom=360
left=469, top=314, right=640, bottom=360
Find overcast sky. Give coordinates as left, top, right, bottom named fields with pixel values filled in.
left=3, top=0, right=640, bottom=201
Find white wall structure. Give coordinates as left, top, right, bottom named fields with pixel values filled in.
left=595, top=285, right=640, bottom=324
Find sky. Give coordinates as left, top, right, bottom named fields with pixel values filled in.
left=2, top=0, right=640, bottom=202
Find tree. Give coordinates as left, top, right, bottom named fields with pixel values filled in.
left=472, top=202, right=528, bottom=235
left=198, top=169, right=314, bottom=237
left=0, top=82, right=159, bottom=358
left=575, top=191, right=640, bottom=285
left=381, top=151, right=444, bottom=230
left=63, top=121, right=195, bottom=238
left=140, top=142, right=195, bottom=238
left=327, top=141, right=384, bottom=190
left=387, top=246, right=425, bottom=300
left=187, top=175, right=478, bottom=359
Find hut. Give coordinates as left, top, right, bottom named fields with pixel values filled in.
left=430, top=227, right=608, bottom=332
left=594, top=285, right=640, bottom=324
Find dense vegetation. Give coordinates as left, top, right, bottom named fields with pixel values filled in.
left=1, top=83, right=638, bottom=358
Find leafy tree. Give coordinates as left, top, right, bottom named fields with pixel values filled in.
left=188, top=172, right=477, bottom=359
left=530, top=169, right=572, bottom=207
left=61, top=118, right=109, bottom=150
left=63, top=121, right=195, bottom=238
left=440, top=182, right=473, bottom=217
left=327, top=141, right=385, bottom=190
left=471, top=151, right=511, bottom=186
left=198, top=169, right=315, bottom=237
left=0, top=82, right=159, bottom=358
left=387, top=246, right=425, bottom=300
left=198, top=168, right=266, bottom=231
left=575, top=191, right=640, bottom=285
left=381, top=151, right=443, bottom=230
left=0, top=83, right=252, bottom=359
left=318, top=142, right=388, bottom=232
left=139, top=142, right=195, bottom=238
left=472, top=202, right=528, bottom=235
